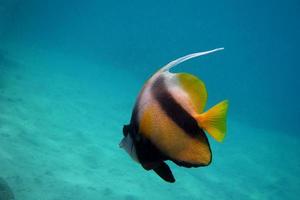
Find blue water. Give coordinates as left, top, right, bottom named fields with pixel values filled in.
left=0, top=0, right=299, bottom=199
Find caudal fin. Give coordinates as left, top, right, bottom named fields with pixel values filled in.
left=196, top=100, right=229, bottom=142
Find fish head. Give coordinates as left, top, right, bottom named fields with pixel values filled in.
left=119, top=125, right=138, bottom=162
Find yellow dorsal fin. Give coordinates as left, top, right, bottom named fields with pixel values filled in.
left=175, top=73, right=207, bottom=113
left=196, top=100, right=229, bottom=142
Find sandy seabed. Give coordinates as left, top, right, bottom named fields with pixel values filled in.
left=0, top=45, right=299, bottom=200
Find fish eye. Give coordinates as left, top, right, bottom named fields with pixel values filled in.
left=123, top=125, right=130, bottom=136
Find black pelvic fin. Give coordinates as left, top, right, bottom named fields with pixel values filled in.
left=153, top=162, right=175, bottom=183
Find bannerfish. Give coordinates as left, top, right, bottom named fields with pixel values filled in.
left=120, top=48, right=228, bottom=183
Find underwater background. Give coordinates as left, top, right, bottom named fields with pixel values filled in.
left=0, top=0, right=299, bottom=199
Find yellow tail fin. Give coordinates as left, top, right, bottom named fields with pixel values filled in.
left=196, top=100, right=229, bottom=142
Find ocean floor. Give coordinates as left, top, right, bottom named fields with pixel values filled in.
left=0, top=45, right=300, bottom=200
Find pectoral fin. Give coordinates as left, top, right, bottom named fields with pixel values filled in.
left=153, top=162, right=175, bottom=183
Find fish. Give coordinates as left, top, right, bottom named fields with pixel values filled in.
left=119, top=48, right=228, bottom=183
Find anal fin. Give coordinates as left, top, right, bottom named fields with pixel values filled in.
left=153, top=162, right=175, bottom=183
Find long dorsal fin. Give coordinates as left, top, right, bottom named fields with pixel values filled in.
left=156, top=48, right=224, bottom=76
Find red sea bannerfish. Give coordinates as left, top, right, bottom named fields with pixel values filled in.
left=120, top=48, right=228, bottom=183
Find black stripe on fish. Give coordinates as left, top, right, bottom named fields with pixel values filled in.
left=127, top=101, right=168, bottom=170
left=151, top=75, right=212, bottom=167
left=151, top=75, right=202, bottom=138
